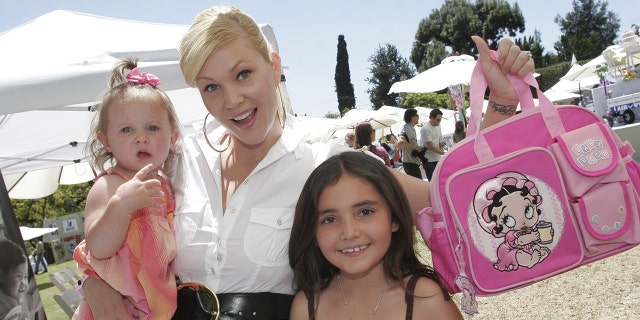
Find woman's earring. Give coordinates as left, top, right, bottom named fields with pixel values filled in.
left=277, top=86, right=287, bottom=129
left=203, top=113, right=230, bottom=153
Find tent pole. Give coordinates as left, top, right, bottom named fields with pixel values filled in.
left=461, top=84, right=467, bottom=127
left=578, top=80, right=583, bottom=107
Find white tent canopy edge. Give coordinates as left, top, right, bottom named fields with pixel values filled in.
left=0, top=11, right=288, bottom=178
left=0, top=10, right=190, bottom=115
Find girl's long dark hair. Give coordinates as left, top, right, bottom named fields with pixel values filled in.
left=289, top=152, right=448, bottom=315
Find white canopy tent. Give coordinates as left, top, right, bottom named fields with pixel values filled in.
left=561, top=45, right=640, bottom=82
left=389, top=60, right=477, bottom=94
left=548, top=77, right=601, bottom=94
left=549, top=62, right=600, bottom=94
left=19, top=226, right=59, bottom=241
left=323, top=108, right=404, bottom=143
left=1, top=10, right=290, bottom=116
left=543, top=89, right=580, bottom=103
left=0, top=11, right=288, bottom=199
left=0, top=10, right=191, bottom=115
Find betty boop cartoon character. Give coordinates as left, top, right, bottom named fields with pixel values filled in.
left=473, top=172, right=553, bottom=271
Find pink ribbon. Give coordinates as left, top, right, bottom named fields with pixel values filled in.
left=126, top=68, right=161, bottom=86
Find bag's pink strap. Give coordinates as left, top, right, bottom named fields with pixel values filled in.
left=416, top=207, right=435, bottom=242
left=468, top=50, right=566, bottom=162
left=467, top=61, right=487, bottom=136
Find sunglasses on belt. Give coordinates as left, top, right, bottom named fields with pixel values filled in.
left=173, top=282, right=220, bottom=320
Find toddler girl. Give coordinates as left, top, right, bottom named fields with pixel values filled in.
left=73, top=58, right=182, bottom=319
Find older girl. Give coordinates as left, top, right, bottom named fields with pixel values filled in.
left=289, top=152, right=462, bottom=319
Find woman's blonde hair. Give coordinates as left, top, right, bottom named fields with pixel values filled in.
left=179, top=6, right=273, bottom=87
left=87, top=58, right=182, bottom=175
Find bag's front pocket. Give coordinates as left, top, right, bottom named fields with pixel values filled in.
left=446, top=148, right=582, bottom=295
left=551, top=122, right=628, bottom=198
left=571, top=181, right=640, bottom=256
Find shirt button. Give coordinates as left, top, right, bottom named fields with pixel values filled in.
left=277, top=218, right=282, bottom=225
left=210, top=267, right=216, bottom=274
left=231, top=208, right=238, bottom=214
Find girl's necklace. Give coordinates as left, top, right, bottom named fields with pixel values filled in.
left=337, top=274, right=390, bottom=320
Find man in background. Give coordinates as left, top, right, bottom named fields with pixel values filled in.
left=397, top=108, right=425, bottom=179
left=33, top=239, right=47, bottom=274
left=421, top=108, right=446, bottom=181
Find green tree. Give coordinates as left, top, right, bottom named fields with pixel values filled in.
left=553, top=0, right=620, bottom=61
left=335, top=35, right=356, bottom=115
left=11, top=182, right=91, bottom=227
left=412, top=0, right=524, bottom=70
left=324, top=111, right=340, bottom=119
left=402, top=92, right=453, bottom=110
left=366, top=44, right=415, bottom=110
left=411, top=40, right=448, bottom=73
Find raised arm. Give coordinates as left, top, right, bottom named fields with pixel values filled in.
left=472, top=35, right=535, bottom=129
left=396, top=36, right=535, bottom=214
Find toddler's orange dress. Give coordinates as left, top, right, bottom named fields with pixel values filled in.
left=73, top=170, right=177, bottom=319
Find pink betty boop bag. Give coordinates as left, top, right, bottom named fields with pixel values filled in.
left=416, top=51, right=640, bottom=315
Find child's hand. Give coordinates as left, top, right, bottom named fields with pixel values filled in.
left=114, top=164, right=163, bottom=214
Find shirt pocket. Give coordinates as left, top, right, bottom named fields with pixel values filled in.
left=173, top=199, right=208, bottom=248
left=245, top=208, right=294, bottom=267
left=172, top=199, right=219, bottom=282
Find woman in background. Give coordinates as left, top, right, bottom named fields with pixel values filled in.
left=355, top=121, right=391, bottom=166
left=452, top=121, right=466, bottom=144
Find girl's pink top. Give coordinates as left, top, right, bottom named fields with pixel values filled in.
left=73, top=170, right=177, bottom=319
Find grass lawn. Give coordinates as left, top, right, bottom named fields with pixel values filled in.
left=33, top=259, right=79, bottom=319
left=32, top=237, right=430, bottom=320
left=31, top=234, right=431, bottom=319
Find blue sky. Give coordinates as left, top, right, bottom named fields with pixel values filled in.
left=1, top=1, right=638, bottom=117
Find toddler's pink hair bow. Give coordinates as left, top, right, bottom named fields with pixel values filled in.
left=126, top=68, right=161, bottom=86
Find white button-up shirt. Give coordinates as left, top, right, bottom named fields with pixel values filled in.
left=171, top=117, right=346, bottom=294
left=420, top=122, right=443, bottom=162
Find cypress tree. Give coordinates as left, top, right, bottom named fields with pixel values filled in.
left=335, top=35, right=356, bottom=115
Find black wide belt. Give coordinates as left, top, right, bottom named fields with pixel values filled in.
left=217, top=292, right=294, bottom=320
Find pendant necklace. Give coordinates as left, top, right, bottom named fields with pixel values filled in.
left=337, top=274, right=390, bottom=320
